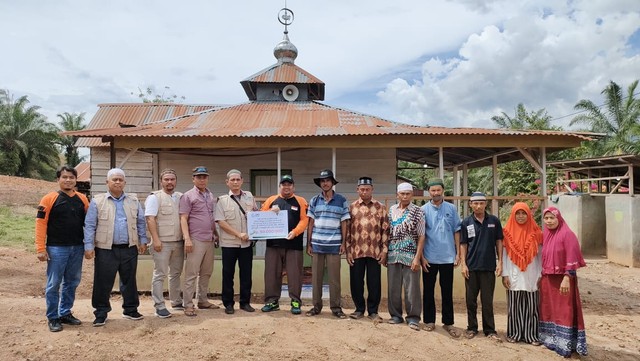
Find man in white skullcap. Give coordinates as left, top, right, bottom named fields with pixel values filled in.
left=84, top=168, right=148, bottom=327
left=386, top=182, right=425, bottom=331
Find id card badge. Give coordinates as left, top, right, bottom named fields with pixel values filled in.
left=466, top=224, right=476, bottom=238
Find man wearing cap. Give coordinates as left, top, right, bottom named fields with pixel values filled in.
left=306, top=169, right=351, bottom=318
left=345, top=177, right=389, bottom=321
left=260, top=175, right=309, bottom=314
left=84, top=168, right=148, bottom=327
left=215, top=169, right=258, bottom=315
left=387, top=182, right=425, bottom=331
left=145, top=168, right=184, bottom=319
left=420, top=178, right=462, bottom=337
left=460, top=191, right=504, bottom=341
left=179, top=166, right=219, bottom=317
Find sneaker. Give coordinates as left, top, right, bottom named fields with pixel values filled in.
left=93, top=316, right=107, bottom=327
left=290, top=300, right=301, bottom=315
left=171, top=304, right=185, bottom=311
left=48, top=318, right=63, bottom=332
left=122, top=311, right=144, bottom=321
left=261, top=302, right=280, bottom=312
left=60, top=313, right=82, bottom=325
left=154, top=308, right=172, bottom=319
left=225, top=305, right=235, bottom=314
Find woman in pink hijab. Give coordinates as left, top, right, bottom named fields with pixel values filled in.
left=539, top=207, right=587, bottom=358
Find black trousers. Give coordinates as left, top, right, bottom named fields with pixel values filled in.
left=465, top=270, right=496, bottom=335
left=349, top=257, right=381, bottom=315
left=221, top=247, right=253, bottom=307
left=92, top=246, right=139, bottom=318
left=422, top=263, right=455, bottom=325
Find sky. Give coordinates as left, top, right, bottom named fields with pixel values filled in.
left=1, top=0, right=639, bottom=130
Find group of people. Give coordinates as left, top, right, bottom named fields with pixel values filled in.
left=36, top=165, right=588, bottom=358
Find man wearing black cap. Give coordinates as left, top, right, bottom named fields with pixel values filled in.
left=306, top=169, right=351, bottom=318
left=345, top=177, right=389, bottom=321
left=460, top=191, right=503, bottom=341
left=259, top=175, right=309, bottom=315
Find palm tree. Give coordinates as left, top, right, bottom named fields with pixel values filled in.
left=57, top=112, right=86, bottom=166
left=0, top=90, right=60, bottom=179
left=570, top=80, right=640, bottom=156
left=492, top=103, right=560, bottom=131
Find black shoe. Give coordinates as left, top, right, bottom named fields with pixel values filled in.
left=60, top=313, right=82, bottom=325
left=93, top=316, right=107, bottom=327
left=122, top=311, right=144, bottom=321
left=48, top=318, right=63, bottom=332
left=240, top=304, right=255, bottom=312
left=225, top=305, right=235, bottom=315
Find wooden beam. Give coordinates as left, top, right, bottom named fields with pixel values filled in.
left=518, top=147, right=543, bottom=174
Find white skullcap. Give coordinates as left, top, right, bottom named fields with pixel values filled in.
left=397, top=182, right=413, bottom=192
left=107, top=168, right=126, bottom=179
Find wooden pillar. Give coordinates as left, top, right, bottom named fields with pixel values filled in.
left=109, top=138, right=116, bottom=169
left=629, top=164, right=635, bottom=196
left=492, top=155, right=498, bottom=215
left=463, top=163, right=469, bottom=218
left=541, top=147, right=547, bottom=209
left=438, top=147, right=444, bottom=179
left=453, top=166, right=460, bottom=212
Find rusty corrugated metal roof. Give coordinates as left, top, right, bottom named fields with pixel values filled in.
left=74, top=161, right=90, bottom=182
left=242, top=62, right=324, bottom=84
left=75, top=103, right=221, bottom=147
left=66, top=101, right=592, bottom=140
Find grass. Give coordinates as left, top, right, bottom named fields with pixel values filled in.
left=0, top=206, right=36, bottom=251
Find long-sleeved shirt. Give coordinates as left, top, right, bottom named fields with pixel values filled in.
left=345, top=198, right=389, bottom=260
left=83, top=191, right=148, bottom=251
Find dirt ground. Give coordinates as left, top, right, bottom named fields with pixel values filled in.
left=0, top=176, right=639, bottom=360
left=1, top=251, right=639, bottom=360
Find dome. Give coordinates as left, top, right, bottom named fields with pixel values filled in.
left=273, top=32, right=298, bottom=63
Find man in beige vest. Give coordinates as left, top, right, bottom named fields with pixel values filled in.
left=145, top=168, right=184, bottom=318
left=215, top=169, right=258, bottom=315
left=83, top=168, right=148, bottom=327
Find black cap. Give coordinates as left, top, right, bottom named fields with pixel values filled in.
left=279, top=175, right=294, bottom=184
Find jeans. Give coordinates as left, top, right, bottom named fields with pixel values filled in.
left=45, top=245, right=84, bottom=320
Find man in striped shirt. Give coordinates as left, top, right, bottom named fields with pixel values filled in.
left=306, top=169, right=350, bottom=318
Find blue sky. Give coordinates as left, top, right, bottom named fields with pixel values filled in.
left=1, top=0, right=638, bottom=129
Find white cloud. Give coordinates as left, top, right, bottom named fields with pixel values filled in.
left=0, top=0, right=638, bottom=132
left=377, top=0, right=640, bottom=128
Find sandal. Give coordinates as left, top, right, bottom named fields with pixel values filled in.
left=464, top=330, right=478, bottom=339
left=332, top=310, right=347, bottom=319
left=486, top=333, right=502, bottom=342
left=506, top=337, right=517, bottom=343
left=443, top=325, right=460, bottom=338
left=424, top=323, right=435, bottom=331
left=408, top=322, right=420, bottom=331
left=530, top=340, right=542, bottom=346
left=184, top=308, right=197, bottom=317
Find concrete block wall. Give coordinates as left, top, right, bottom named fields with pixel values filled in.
left=605, top=195, right=640, bottom=268
left=555, top=194, right=606, bottom=256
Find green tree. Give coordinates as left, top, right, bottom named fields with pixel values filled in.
left=492, top=103, right=561, bottom=199
left=491, top=103, right=561, bottom=131
left=570, top=80, right=640, bottom=156
left=0, top=90, right=60, bottom=179
left=57, top=112, right=86, bottom=167
left=132, top=86, right=186, bottom=103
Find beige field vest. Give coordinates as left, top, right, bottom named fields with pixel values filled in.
left=93, top=193, right=140, bottom=249
left=150, top=190, right=183, bottom=242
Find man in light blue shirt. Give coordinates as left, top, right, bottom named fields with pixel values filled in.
left=420, top=178, right=461, bottom=338
left=84, top=168, right=148, bottom=327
